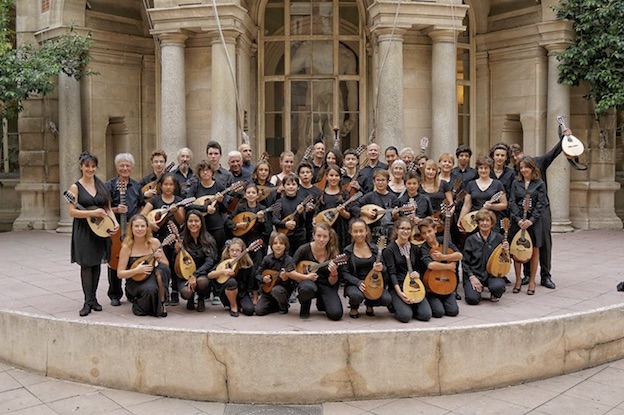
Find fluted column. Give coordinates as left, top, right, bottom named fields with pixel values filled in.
left=211, top=32, right=238, bottom=156
left=544, top=43, right=573, bottom=233
left=159, top=32, right=188, bottom=160
left=376, top=30, right=405, bottom=152
left=429, top=29, right=459, bottom=159
left=56, top=73, right=83, bottom=233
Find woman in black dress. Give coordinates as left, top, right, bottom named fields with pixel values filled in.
left=314, top=164, right=351, bottom=249
left=68, top=152, right=119, bottom=317
left=116, top=214, right=169, bottom=317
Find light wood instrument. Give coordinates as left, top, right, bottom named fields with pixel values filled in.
left=487, top=218, right=512, bottom=277
left=261, top=263, right=296, bottom=293
left=423, top=203, right=457, bottom=295
left=510, top=194, right=533, bottom=263
left=360, top=204, right=415, bottom=225
left=167, top=222, right=197, bottom=281
left=399, top=244, right=426, bottom=304
left=146, top=197, right=196, bottom=226
left=215, top=239, right=264, bottom=284
left=363, top=235, right=386, bottom=300
left=296, top=253, right=348, bottom=275
left=192, top=181, right=245, bottom=211
left=141, top=162, right=175, bottom=194
left=460, top=190, right=505, bottom=234
left=109, top=180, right=128, bottom=270
left=63, top=190, right=116, bottom=239
left=314, top=191, right=362, bottom=227
left=257, top=185, right=278, bottom=203
left=557, top=116, right=585, bottom=158
left=130, top=234, right=176, bottom=281
left=430, top=189, right=466, bottom=233
left=277, top=195, right=314, bottom=235
left=231, top=203, right=282, bottom=237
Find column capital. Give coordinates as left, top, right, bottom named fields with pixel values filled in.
left=376, top=28, right=406, bottom=43
left=538, top=20, right=574, bottom=53
left=210, top=30, right=239, bottom=45
left=157, top=31, right=189, bottom=46
left=426, top=27, right=461, bottom=44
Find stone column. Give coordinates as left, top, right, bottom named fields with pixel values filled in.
left=376, top=30, right=405, bottom=153
left=56, top=73, right=83, bottom=233
left=429, top=29, right=459, bottom=159
left=159, top=32, right=188, bottom=160
left=544, top=43, right=574, bottom=233
left=211, top=32, right=239, bottom=156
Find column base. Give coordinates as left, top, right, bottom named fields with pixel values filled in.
left=13, top=183, right=60, bottom=231
left=551, top=222, right=574, bottom=233
left=56, top=220, right=73, bottom=233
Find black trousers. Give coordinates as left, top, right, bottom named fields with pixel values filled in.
left=107, top=267, right=124, bottom=301
left=344, top=285, right=391, bottom=309
left=389, top=289, right=432, bottom=323
left=255, top=285, right=292, bottom=316
left=523, top=207, right=552, bottom=280
left=463, top=277, right=506, bottom=305
left=298, top=280, right=343, bottom=321
left=427, top=293, right=459, bottom=317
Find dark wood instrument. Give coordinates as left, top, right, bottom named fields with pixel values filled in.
left=257, top=185, right=278, bottom=203
left=487, top=218, right=512, bottom=277
left=277, top=195, right=314, bottom=235
left=360, top=204, right=415, bottom=225
left=399, top=244, right=425, bottom=304
left=363, top=235, right=386, bottom=300
left=341, top=145, right=367, bottom=196
left=261, top=263, right=296, bottom=294
left=423, top=203, right=457, bottom=295
left=108, top=179, right=128, bottom=270
left=140, top=162, right=175, bottom=194
left=510, top=194, right=533, bottom=263
left=460, top=190, right=504, bottom=234
left=314, top=191, right=362, bottom=227
left=146, top=197, right=196, bottom=226
left=231, top=203, right=282, bottom=237
left=296, top=253, right=348, bottom=274
left=63, top=190, right=116, bottom=238
left=130, top=234, right=176, bottom=281
left=167, top=222, right=197, bottom=281
left=314, top=126, right=341, bottom=190
left=192, top=181, right=245, bottom=211
left=215, top=239, right=264, bottom=284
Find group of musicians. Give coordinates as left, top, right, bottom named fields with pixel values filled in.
left=68, top=128, right=569, bottom=321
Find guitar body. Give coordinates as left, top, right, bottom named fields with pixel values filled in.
left=359, top=204, right=384, bottom=225
left=363, top=270, right=384, bottom=300
left=314, top=208, right=339, bottom=227
left=510, top=230, right=533, bottom=263
left=402, top=273, right=426, bottom=304
left=460, top=211, right=478, bottom=233
left=231, top=212, right=257, bottom=237
left=175, top=249, right=197, bottom=280
left=423, top=247, right=457, bottom=296
left=487, top=245, right=511, bottom=277
left=108, top=225, right=125, bottom=269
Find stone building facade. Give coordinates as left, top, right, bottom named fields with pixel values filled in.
left=6, top=0, right=623, bottom=231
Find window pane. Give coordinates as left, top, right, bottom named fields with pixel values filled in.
left=265, top=42, right=285, bottom=75
left=312, top=1, right=333, bottom=35
left=340, top=3, right=359, bottom=35
left=290, top=2, right=311, bottom=35
left=290, top=40, right=333, bottom=75
left=264, top=5, right=284, bottom=36
left=265, top=81, right=284, bottom=112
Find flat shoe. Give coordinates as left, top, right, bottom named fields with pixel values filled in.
left=79, top=304, right=91, bottom=317
left=91, top=302, right=103, bottom=312
left=229, top=310, right=239, bottom=317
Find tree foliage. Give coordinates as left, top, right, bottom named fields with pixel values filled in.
left=556, top=0, right=624, bottom=115
left=0, top=0, right=94, bottom=119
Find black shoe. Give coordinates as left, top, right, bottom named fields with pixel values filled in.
left=197, top=298, right=206, bottom=313
left=503, top=277, right=511, bottom=285
left=186, top=298, right=195, bottom=310
left=110, top=299, right=121, bottom=307
left=541, top=277, right=556, bottom=289
left=91, top=302, right=103, bottom=312
left=299, top=303, right=311, bottom=319
left=170, top=292, right=179, bottom=306
left=278, top=305, right=289, bottom=314
left=229, top=309, right=240, bottom=317
left=455, top=292, right=462, bottom=301
left=521, top=276, right=530, bottom=286
left=79, top=304, right=91, bottom=317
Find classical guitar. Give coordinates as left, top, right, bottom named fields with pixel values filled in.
left=261, top=263, right=296, bottom=294
left=130, top=234, right=176, bottom=281
left=363, top=235, right=386, bottom=300
left=215, top=239, right=264, bottom=284
left=296, top=253, right=348, bottom=276
left=277, top=195, right=314, bottom=235
left=557, top=116, right=585, bottom=158
left=460, top=190, right=504, bottom=234
left=193, top=181, right=245, bottom=210
left=109, top=179, right=128, bottom=270
left=487, top=218, right=512, bottom=277
left=510, top=194, right=533, bottom=263
left=146, top=197, right=196, bottom=226
left=314, top=191, right=362, bottom=227
left=399, top=244, right=426, bottom=304
left=140, top=161, right=175, bottom=194
left=167, top=221, right=197, bottom=281
left=341, top=145, right=367, bottom=196
left=232, top=203, right=282, bottom=237
left=423, top=203, right=457, bottom=295
left=63, top=190, right=116, bottom=238
left=360, top=204, right=415, bottom=225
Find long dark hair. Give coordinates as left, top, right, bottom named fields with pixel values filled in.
left=158, top=172, right=181, bottom=195
left=79, top=151, right=111, bottom=205
left=181, top=210, right=217, bottom=258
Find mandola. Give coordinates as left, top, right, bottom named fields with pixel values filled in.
left=487, top=218, right=511, bottom=277
left=314, top=191, right=362, bottom=227
left=232, top=203, right=282, bottom=237
left=63, top=190, right=116, bottom=239
left=261, top=263, right=296, bottom=293
left=215, top=239, right=264, bottom=284
left=168, top=222, right=197, bottom=281
left=557, top=116, right=585, bottom=158
left=146, top=197, right=196, bottom=226
left=510, top=194, right=533, bottom=263
left=278, top=195, right=314, bottom=235
left=130, top=234, right=176, bottom=281
left=399, top=244, right=426, bottom=304
left=360, top=204, right=415, bottom=225
left=460, top=190, right=504, bottom=234
left=363, top=235, right=386, bottom=300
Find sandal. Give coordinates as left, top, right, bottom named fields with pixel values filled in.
left=527, top=284, right=536, bottom=295
left=512, top=286, right=521, bottom=294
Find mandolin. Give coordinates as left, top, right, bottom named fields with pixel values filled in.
left=130, top=234, right=176, bottom=281
left=146, top=197, right=196, bottom=226
left=278, top=195, right=314, bottom=235
left=63, top=190, right=116, bottom=239
left=215, top=239, right=264, bottom=284
left=193, top=181, right=245, bottom=211
left=360, top=204, right=415, bottom=225
left=232, top=203, right=282, bottom=237
left=423, top=203, right=457, bottom=295
left=141, top=162, right=175, bottom=194
left=341, top=145, right=367, bottom=196
left=257, top=185, right=279, bottom=203
left=167, top=222, right=197, bottom=281
left=296, top=253, right=348, bottom=277
left=363, top=235, right=386, bottom=300
left=109, top=179, right=128, bottom=270
left=557, top=116, right=585, bottom=158
left=510, top=194, right=533, bottom=263
left=487, top=218, right=512, bottom=277
left=399, top=244, right=425, bottom=304
left=314, top=192, right=362, bottom=227
left=261, top=263, right=296, bottom=293
left=460, top=190, right=504, bottom=234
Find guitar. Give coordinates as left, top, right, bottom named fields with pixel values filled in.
left=557, top=116, right=585, bottom=158
left=296, top=253, right=348, bottom=277
left=341, top=145, right=367, bottom=196
left=277, top=195, right=314, bottom=235
left=363, top=235, right=386, bottom=300
left=431, top=189, right=466, bottom=233
left=460, top=190, right=505, bottom=234
left=130, top=234, right=176, bottom=281
left=510, top=194, right=533, bottom=263
left=301, top=144, right=314, bottom=162
left=193, top=181, right=245, bottom=210
left=141, top=161, right=175, bottom=194
left=399, top=244, right=426, bottom=304
left=146, top=197, right=196, bottom=226
left=314, top=192, right=362, bottom=227
left=231, top=203, right=282, bottom=237
left=215, top=239, right=264, bottom=284
left=63, top=190, right=116, bottom=238
left=423, top=203, right=457, bottom=295
left=487, top=218, right=512, bottom=277
left=109, top=180, right=128, bottom=270
left=360, top=204, right=415, bottom=225
left=261, top=263, right=296, bottom=293
left=167, top=222, right=197, bottom=281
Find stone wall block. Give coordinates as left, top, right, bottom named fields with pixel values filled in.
left=19, top=151, right=45, bottom=167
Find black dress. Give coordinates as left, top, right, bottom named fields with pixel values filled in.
left=125, top=256, right=168, bottom=317
left=71, top=182, right=109, bottom=267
